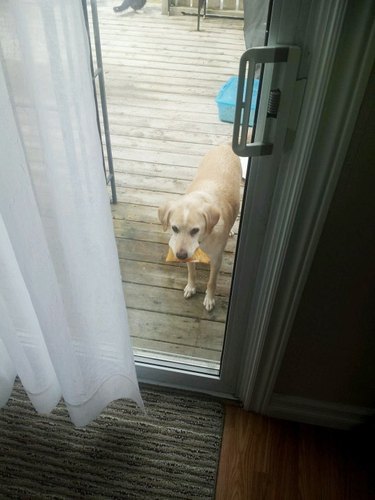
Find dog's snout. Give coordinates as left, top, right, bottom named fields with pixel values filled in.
left=176, top=250, right=188, bottom=260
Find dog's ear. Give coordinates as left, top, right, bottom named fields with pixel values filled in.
left=158, top=201, right=173, bottom=231
left=202, top=205, right=220, bottom=234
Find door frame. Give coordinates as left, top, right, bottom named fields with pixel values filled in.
left=234, top=0, right=375, bottom=412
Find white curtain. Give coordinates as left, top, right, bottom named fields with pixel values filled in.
left=0, top=0, right=143, bottom=426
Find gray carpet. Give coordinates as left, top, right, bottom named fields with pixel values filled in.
left=0, top=381, right=224, bottom=499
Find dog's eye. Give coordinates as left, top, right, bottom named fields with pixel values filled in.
left=190, top=228, right=199, bottom=236
left=172, top=225, right=179, bottom=233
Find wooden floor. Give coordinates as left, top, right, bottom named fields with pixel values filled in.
left=216, top=405, right=375, bottom=500
left=95, top=1, right=245, bottom=370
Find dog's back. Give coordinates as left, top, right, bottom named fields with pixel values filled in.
left=187, top=143, right=241, bottom=229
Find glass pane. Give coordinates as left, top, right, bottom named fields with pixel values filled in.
left=89, top=0, right=269, bottom=375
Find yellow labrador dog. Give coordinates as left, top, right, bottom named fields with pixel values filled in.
left=158, top=143, right=241, bottom=311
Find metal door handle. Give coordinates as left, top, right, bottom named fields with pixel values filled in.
left=232, top=46, right=301, bottom=157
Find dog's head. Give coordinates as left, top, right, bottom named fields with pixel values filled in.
left=158, top=197, right=220, bottom=260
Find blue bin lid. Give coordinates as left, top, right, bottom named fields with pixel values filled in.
left=216, top=76, right=259, bottom=109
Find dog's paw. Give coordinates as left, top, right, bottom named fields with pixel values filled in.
left=203, top=294, right=215, bottom=311
left=184, top=284, right=196, bottom=299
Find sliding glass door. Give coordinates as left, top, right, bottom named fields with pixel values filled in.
left=136, top=0, right=318, bottom=396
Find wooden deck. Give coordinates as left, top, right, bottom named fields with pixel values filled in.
left=95, top=0, right=245, bottom=371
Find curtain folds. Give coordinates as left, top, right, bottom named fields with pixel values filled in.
left=0, top=0, right=142, bottom=426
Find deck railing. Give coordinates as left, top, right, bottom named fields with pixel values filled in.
left=173, top=0, right=243, bottom=12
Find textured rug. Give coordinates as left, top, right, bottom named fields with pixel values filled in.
left=0, top=381, right=224, bottom=499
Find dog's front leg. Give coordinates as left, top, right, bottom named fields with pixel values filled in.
left=203, top=255, right=222, bottom=311
left=184, top=262, right=197, bottom=299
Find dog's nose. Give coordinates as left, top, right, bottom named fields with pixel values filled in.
left=176, top=250, right=188, bottom=260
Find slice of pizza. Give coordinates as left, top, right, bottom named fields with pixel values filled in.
left=166, top=247, right=210, bottom=264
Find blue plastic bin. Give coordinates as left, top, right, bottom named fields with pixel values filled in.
left=215, top=76, right=259, bottom=126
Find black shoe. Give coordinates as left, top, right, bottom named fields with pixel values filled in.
left=114, top=0, right=146, bottom=12
left=113, top=0, right=131, bottom=13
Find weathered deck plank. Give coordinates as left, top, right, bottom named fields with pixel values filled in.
left=96, top=0, right=245, bottom=368
left=118, top=259, right=232, bottom=297
left=116, top=238, right=237, bottom=274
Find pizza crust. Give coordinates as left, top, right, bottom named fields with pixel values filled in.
left=166, top=247, right=210, bottom=264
